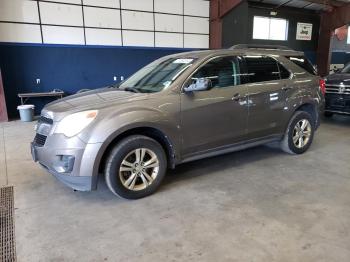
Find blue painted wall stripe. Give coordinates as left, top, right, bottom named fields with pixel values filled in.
left=0, top=44, right=194, bottom=118
left=0, top=44, right=348, bottom=119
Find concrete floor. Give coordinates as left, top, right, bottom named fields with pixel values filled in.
left=0, top=116, right=349, bottom=262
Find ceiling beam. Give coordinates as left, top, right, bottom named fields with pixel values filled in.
left=305, top=0, right=344, bottom=8
left=316, top=3, right=350, bottom=76
left=219, top=0, right=243, bottom=18
left=324, top=3, right=350, bottom=30
left=210, top=0, right=243, bottom=48
left=274, top=0, right=295, bottom=9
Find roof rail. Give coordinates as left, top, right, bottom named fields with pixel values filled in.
left=230, top=44, right=294, bottom=51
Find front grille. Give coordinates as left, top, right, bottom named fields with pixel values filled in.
left=33, top=133, right=47, bottom=147
left=0, top=186, right=17, bottom=262
left=33, top=115, right=53, bottom=147
left=325, top=93, right=350, bottom=113
left=38, top=115, right=53, bottom=125
left=325, top=84, right=350, bottom=95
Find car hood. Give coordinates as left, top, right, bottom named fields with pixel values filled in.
left=43, top=88, right=150, bottom=120
left=325, top=73, right=350, bottom=85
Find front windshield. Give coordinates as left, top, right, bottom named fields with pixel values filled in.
left=341, top=63, right=350, bottom=73
left=119, top=57, right=196, bottom=93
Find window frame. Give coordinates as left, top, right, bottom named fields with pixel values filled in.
left=252, top=16, right=289, bottom=41
left=277, top=61, right=293, bottom=80
left=181, top=55, right=245, bottom=93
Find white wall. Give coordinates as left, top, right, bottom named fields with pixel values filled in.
left=0, top=0, right=209, bottom=48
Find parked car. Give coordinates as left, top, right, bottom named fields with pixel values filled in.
left=324, top=62, right=350, bottom=117
left=31, top=45, right=324, bottom=199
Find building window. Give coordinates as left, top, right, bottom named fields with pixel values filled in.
left=252, top=16, right=289, bottom=41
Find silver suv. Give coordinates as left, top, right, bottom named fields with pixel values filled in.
left=31, top=45, right=325, bottom=199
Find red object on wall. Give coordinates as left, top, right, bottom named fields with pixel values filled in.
left=0, top=69, right=9, bottom=122
left=334, top=25, right=348, bottom=41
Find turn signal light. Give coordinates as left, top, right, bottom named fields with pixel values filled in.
left=319, top=79, right=326, bottom=96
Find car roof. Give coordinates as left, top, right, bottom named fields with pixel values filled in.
left=169, top=48, right=304, bottom=60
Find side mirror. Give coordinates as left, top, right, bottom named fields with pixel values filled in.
left=184, top=78, right=211, bottom=92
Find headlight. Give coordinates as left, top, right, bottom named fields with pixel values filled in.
left=54, top=110, right=98, bottom=137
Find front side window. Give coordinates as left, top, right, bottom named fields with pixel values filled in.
left=188, top=56, right=243, bottom=89
left=253, top=16, right=289, bottom=41
left=119, top=57, right=197, bottom=93
left=244, top=56, right=280, bottom=83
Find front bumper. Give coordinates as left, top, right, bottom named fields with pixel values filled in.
left=31, top=134, right=102, bottom=191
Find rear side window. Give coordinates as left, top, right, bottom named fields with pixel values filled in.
left=244, top=56, right=281, bottom=83
left=286, top=56, right=316, bottom=75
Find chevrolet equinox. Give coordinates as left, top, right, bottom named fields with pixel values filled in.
left=31, top=45, right=325, bottom=199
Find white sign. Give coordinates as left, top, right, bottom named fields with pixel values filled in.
left=296, top=23, right=313, bottom=41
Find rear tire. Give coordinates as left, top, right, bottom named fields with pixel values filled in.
left=105, top=135, right=167, bottom=199
left=281, top=111, right=315, bottom=154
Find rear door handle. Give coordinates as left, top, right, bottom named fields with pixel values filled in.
left=282, top=86, right=292, bottom=91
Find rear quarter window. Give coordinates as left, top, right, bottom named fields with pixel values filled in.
left=286, top=56, right=316, bottom=75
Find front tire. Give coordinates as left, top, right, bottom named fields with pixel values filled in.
left=281, top=111, right=315, bottom=154
left=105, top=135, right=167, bottom=199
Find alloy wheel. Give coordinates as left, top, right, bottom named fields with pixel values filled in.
left=119, top=148, right=160, bottom=191
left=292, top=119, right=312, bottom=149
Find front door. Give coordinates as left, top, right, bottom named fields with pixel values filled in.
left=180, top=56, right=249, bottom=158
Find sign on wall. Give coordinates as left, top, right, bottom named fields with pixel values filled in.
left=296, top=23, right=313, bottom=41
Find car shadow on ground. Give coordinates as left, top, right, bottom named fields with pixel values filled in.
left=161, top=144, right=284, bottom=188
left=85, top=115, right=350, bottom=201
left=89, top=144, right=284, bottom=202
left=321, top=114, right=350, bottom=127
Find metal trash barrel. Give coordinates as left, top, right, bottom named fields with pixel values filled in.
left=17, top=104, right=35, bottom=122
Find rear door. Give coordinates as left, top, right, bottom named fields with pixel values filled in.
left=243, top=55, right=292, bottom=138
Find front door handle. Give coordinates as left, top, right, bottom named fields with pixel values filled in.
left=232, top=93, right=241, bottom=101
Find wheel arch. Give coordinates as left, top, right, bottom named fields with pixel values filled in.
left=94, top=126, right=176, bottom=186
left=295, top=102, right=319, bottom=127
left=282, top=101, right=319, bottom=137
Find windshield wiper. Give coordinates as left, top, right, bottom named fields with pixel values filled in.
left=108, top=83, right=121, bottom=88
left=123, top=87, right=140, bottom=93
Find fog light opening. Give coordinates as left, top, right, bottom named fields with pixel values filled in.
left=53, top=155, right=75, bottom=173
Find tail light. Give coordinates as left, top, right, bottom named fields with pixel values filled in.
left=319, top=79, right=326, bottom=96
